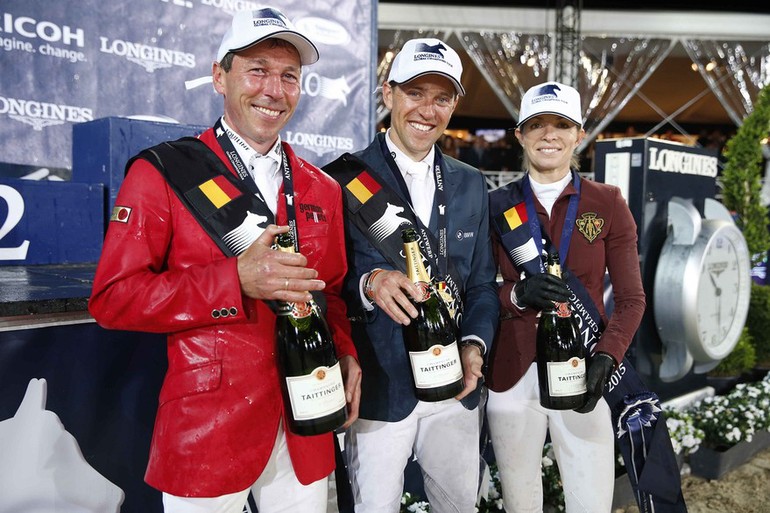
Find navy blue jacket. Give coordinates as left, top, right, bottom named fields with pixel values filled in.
left=331, top=134, right=499, bottom=422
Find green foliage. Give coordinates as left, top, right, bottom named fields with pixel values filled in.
left=746, top=283, right=770, bottom=366
left=720, top=85, right=770, bottom=266
left=709, top=328, right=757, bottom=377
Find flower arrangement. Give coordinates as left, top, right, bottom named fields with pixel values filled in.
left=686, top=374, right=770, bottom=450
left=657, top=371, right=770, bottom=457
left=663, top=408, right=705, bottom=457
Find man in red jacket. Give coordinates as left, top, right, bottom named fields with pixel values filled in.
left=89, top=7, right=361, bottom=513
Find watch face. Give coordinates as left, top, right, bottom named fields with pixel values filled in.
left=695, top=224, right=751, bottom=357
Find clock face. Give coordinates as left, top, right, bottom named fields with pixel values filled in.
left=694, top=223, right=751, bottom=359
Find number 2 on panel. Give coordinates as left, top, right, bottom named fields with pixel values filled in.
left=0, top=185, right=30, bottom=260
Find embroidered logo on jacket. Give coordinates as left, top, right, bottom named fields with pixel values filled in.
left=576, top=212, right=604, bottom=243
left=300, top=203, right=327, bottom=223
left=222, top=211, right=268, bottom=255
left=369, top=203, right=412, bottom=242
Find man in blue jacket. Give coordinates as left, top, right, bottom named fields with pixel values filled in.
left=323, top=38, right=499, bottom=512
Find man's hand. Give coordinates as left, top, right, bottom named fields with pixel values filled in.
left=513, top=273, right=570, bottom=310
left=340, top=355, right=362, bottom=428
left=574, top=352, right=615, bottom=414
left=365, top=269, right=421, bottom=325
left=454, top=343, right=484, bottom=400
left=236, top=224, right=325, bottom=302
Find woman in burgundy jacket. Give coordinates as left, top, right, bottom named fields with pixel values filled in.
left=486, top=81, right=646, bottom=512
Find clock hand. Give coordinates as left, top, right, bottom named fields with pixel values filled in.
left=709, top=271, right=722, bottom=296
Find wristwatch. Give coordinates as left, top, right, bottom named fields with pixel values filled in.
left=460, top=339, right=486, bottom=356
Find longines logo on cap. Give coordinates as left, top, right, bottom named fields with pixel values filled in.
left=99, top=37, right=196, bottom=73
left=413, top=41, right=452, bottom=67
left=252, top=7, right=288, bottom=27
left=532, top=83, right=566, bottom=105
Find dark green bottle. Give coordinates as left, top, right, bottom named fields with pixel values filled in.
left=535, top=251, right=586, bottom=410
left=275, top=232, right=347, bottom=435
left=401, top=228, right=464, bottom=402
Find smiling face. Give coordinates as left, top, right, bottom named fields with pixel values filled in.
left=516, top=114, right=585, bottom=183
left=382, top=75, right=458, bottom=161
left=213, top=39, right=301, bottom=154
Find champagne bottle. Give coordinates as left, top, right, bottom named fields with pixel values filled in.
left=274, top=232, right=347, bottom=436
left=401, top=228, right=464, bottom=401
left=535, top=251, right=587, bottom=410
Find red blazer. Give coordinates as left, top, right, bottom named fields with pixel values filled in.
left=89, top=128, right=356, bottom=497
left=487, top=177, right=646, bottom=392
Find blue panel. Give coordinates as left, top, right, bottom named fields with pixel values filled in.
left=0, top=323, right=167, bottom=513
left=71, top=117, right=207, bottom=229
left=0, top=179, right=103, bottom=265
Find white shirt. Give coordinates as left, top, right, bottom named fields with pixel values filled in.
left=220, top=116, right=282, bottom=215
left=385, top=129, right=436, bottom=226
left=529, top=172, right=572, bottom=217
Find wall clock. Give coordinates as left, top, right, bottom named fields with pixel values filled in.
left=654, top=197, right=752, bottom=382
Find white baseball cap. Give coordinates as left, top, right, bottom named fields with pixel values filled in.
left=387, top=38, right=465, bottom=96
left=518, top=81, right=583, bottom=128
left=216, top=7, right=319, bottom=65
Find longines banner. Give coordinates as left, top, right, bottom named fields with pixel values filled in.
left=0, top=0, right=375, bottom=171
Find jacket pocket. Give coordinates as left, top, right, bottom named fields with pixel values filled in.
left=159, top=360, right=222, bottom=405
left=300, top=222, right=330, bottom=262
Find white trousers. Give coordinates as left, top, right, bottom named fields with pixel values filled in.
left=486, top=364, right=614, bottom=513
left=346, top=399, right=481, bottom=513
left=162, top=423, right=328, bottom=513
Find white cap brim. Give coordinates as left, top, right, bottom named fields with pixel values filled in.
left=391, top=70, right=466, bottom=97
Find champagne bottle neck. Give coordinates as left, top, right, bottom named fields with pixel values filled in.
left=546, top=262, right=562, bottom=279
left=276, top=238, right=312, bottom=299
left=404, top=240, right=431, bottom=285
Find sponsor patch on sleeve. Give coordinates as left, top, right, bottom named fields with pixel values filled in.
left=110, top=206, right=132, bottom=223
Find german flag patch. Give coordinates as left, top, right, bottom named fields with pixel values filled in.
left=185, top=175, right=243, bottom=218
left=345, top=171, right=381, bottom=210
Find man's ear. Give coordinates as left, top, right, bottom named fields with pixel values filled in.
left=212, top=62, right=225, bottom=95
left=382, top=81, right=394, bottom=111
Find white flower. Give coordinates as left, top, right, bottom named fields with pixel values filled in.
left=407, top=502, right=430, bottom=513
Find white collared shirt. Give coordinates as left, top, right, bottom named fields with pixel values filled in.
left=385, top=129, right=435, bottom=226
left=220, top=116, right=282, bottom=214
left=529, top=172, right=571, bottom=217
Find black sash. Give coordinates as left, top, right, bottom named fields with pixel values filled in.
left=323, top=151, right=465, bottom=324
left=489, top=176, right=686, bottom=512
left=128, top=137, right=274, bottom=257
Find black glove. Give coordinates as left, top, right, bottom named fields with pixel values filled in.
left=513, top=273, right=570, bottom=310
left=575, top=352, right=615, bottom=414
